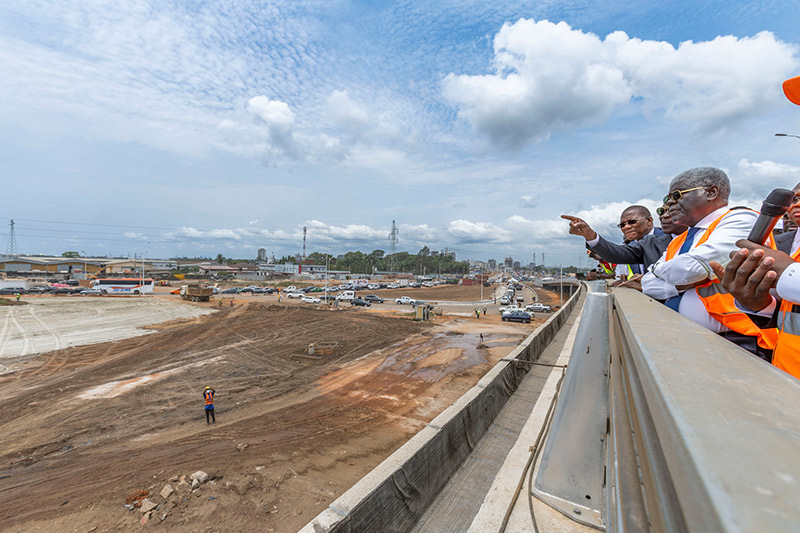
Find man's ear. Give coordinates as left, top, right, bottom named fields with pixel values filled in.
left=705, top=185, right=719, bottom=201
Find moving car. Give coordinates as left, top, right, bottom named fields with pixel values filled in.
left=395, top=296, right=415, bottom=305
left=502, top=309, right=532, bottom=323
left=301, top=295, right=321, bottom=304
left=287, top=291, right=305, bottom=299
left=498, top=304, right=522, bottom=313
left=363, top=294, right=384, bottom=303
left=350, top=298, right=371, bottom=307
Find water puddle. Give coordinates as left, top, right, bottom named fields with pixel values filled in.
left=376, top=332, right=520, bottom=382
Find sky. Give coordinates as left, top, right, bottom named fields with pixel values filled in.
left=1, top=0, right=800, bottom=267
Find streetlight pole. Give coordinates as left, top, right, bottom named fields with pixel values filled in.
left=81, top=251, right=87, bottom=281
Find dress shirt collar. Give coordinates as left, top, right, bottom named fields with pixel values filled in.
left=692, top=206, right=730, bottom=230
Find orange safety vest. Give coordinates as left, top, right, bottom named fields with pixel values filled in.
left=665, top=209, right=778, bottom=350
left=204, top=390, right=214, bottom=405
left=772, top=245, right=800, bottom=379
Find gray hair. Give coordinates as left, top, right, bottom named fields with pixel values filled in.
left=670, top=167, right=730, bottom=201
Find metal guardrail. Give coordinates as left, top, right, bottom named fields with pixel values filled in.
left=534, top=286, right=800, bottom=531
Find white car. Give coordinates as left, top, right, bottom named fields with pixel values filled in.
left=395, top=296, right=415, bottom=305
left=301, top=295, right=321, bottom=304
left=287, top=291, right=304, bottom=299
left=526, top=303, right=551, bottom=313
left=498, top=304, right=522, bottom=313
left=284, top=286, right=297, bottom=293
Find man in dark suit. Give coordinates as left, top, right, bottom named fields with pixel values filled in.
left=563, top=205, right=687, bottom=273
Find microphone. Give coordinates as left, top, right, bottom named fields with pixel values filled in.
left=747, top=188, right=795, bottom=244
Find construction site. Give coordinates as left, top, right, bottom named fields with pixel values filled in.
left=0, top=283, right=560, bottom=532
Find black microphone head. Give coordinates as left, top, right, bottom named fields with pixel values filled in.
left=760, top=188, right=795, bottom=217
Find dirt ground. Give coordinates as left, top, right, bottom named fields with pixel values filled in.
left=0, top=286, right=557, bottom=532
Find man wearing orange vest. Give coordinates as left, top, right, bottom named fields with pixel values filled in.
left=710, top=182, right=800, bottom=378
left=203, top=386, right=216, bottom=424
left=641, top=167, right=775, bottom=359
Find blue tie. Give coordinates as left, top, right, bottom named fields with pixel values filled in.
left=664, top=227, right=702, bottom=311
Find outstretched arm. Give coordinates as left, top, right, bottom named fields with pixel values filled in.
left=561, top=215, right=598, bottom=241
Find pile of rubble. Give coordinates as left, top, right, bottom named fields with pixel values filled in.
left=124, top=470, right=213, bottom=525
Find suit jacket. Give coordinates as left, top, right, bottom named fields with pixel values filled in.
left=589, top=232, right=673, bottom=271
left=775, top=229, right=795, bottom=254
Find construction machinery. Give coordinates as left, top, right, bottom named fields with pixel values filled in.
left=180, top=284, right=213, bottom=302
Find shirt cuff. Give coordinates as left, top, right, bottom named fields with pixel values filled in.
left=586, top=236, right=600, bottom=247
left=734, top=296, right=776, bottom=316
left=776, top=262, right=800, bottom=304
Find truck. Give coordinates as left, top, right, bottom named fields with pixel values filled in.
left=180, top=284, right=213, bottom=302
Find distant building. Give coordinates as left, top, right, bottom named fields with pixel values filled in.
left=504, top=257, right=513, bottom=268
left=513, top=261, right=521, bottom=270
left=488, top=259, right=497, bottom=269
left=257, top=248, right=267, bottom=261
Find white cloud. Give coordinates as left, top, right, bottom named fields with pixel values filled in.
left=123, top=232, right=144, bottom=239
left=520, top=194, right=537, bottom=208
left=737, top=158, right=800, bottom=183
left=443, top=19, right=799, bottom=149
left=326, top=90, right=371, bottom=133
left=448, top=220, right=512, bottom=243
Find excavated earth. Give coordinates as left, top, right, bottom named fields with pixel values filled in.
left=0, top=289, right=554, bottom=532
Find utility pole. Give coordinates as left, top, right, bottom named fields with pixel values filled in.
left=388, top=220, right=398, bottom=273
left=302, top=226, right=307, bottom=262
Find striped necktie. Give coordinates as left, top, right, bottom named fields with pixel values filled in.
left=664, top=227, right=702, bottom=311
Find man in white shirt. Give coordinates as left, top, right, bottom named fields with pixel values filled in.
left=641, top=167, right=769, bottom=357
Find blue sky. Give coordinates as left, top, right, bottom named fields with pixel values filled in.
left=1, top=1, right=799, bottom=266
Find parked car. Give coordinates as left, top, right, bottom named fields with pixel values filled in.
left=363, top=294, right=384, bottom=303
left=395, top=296, right=415, bottom=305
left=80, top=288, right=103, bottom=296
left=238, top=287, right=254, bottom=294
left=301, top=295, right=321, bottom=304
left=526, top=303, right=551, bottom=313
left=498, top=304, right=522, bottom=313
left=307, top=287, right=323, bottom=293
left=350, top=298, right=371, bottom=307
left=0, top=287, right=25, bottom=295
left=336, top=290, right=356, bottom=301
left=27, top=287, right=48, bottom=294
left=500, top=296, right=512, bottom=305
left=502, top=309, right=532, bottom=323
left=287, top=291, right=305, bottom=299
left=284, top=286, right=297, bottom=293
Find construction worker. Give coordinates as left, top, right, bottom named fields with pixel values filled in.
left=203, top=386, right=216, bottom=424
left=15, top=292, right=20, bottom=302
left=475, top=307, right=480, bottom=319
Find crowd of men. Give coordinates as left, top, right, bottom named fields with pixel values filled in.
left=563, top=166, right=800, bottom=380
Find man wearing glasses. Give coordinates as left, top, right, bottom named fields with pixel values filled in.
left=641, top=167, right=774, bottom=358
left=710, top=183, right=800, bottom=378
left=562, top=206, right=670, bottom=278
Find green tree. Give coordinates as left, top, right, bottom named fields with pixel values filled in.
left=215, top=254, right=225, bottom=265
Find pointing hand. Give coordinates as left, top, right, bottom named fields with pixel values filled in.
left=561, top=215, right=598, bottom=241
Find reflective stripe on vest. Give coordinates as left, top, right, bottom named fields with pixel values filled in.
left=772, top=245, right=800, bottom=379
left=665, top=209, right=778, bottom=350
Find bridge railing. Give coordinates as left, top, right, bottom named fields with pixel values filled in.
left=534, top=285, right=800, bottom=531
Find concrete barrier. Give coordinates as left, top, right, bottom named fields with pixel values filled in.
left=301, top=283, right=585, bottom=533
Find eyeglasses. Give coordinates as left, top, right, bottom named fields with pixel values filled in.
left=663, top=186, right=704, bottom=204
left=656, top=206, right=667, bottom=216
left=792, top=195, right=800, bottom=206
left=617, top=217, right=648, bottom=228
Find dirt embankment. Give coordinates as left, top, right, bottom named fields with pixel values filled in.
left=0, top=301, right=535, bottom=532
